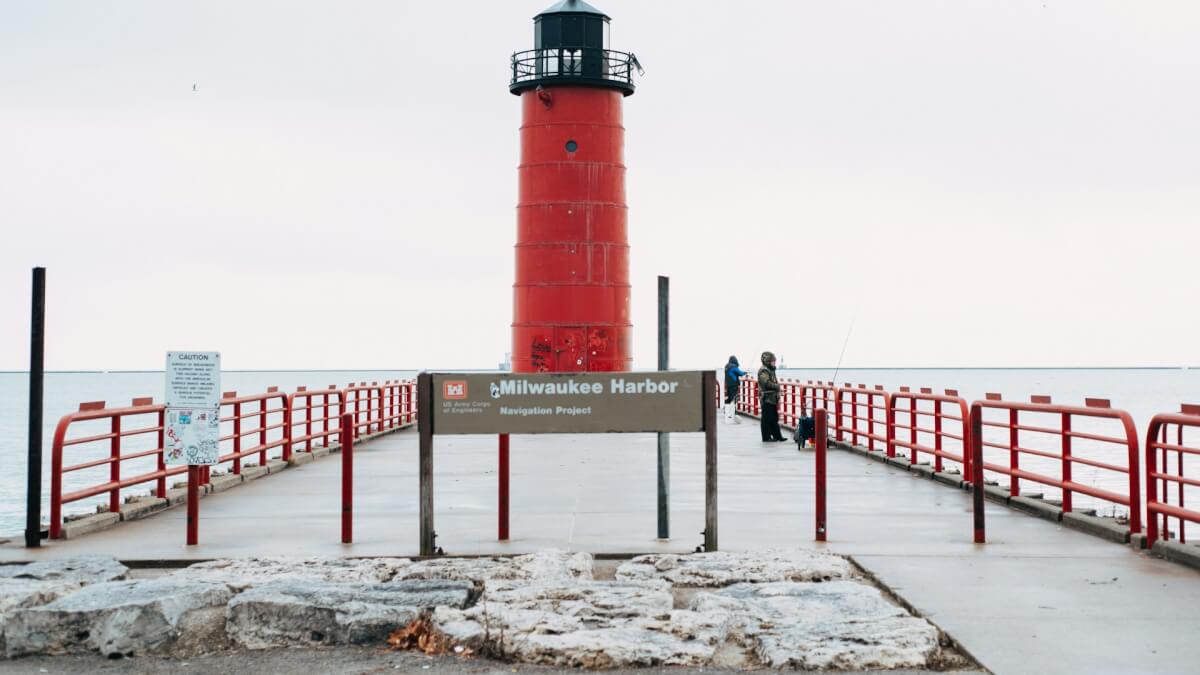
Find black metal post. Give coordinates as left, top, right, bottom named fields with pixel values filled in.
left=703, top=370, right=718, bottom=552
left=418, top=373, right=435, bottom=556
left=657, top=276, right=670, bottom=539
left=26, top=267, right=46, bottom=548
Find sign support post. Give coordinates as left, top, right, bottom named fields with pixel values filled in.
left=703, top=370, right=718, bottom=552
left=498, top=434, right=510, bottom=541
left=657, top=275, right=670, bottom=540
left=186, top=466, right=200, bottom=545
left=418, top=372, right=435, bottom=556
left=164, top=351, right=220, bottom=547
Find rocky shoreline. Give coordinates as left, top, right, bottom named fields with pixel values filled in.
left=1, top=550, right=970, bottom=671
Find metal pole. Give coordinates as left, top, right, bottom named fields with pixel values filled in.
left=703, top=370, right=718, bottom=552
left=498, top=433, right=510, bottom=541
left=657, top=275, right=670, bottom=539
left=186, top=466, right=200, bottom=546
left=971, top=405, right=986, bottom=543
left=815, top=409, right=827, bottom=542
left=25, top=267, right=45, bottom=548
left=418, top=373, right=435, bottom=556
left=341, top=413, right=353, bottom=544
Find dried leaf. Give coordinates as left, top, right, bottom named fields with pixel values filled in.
left=386, top=617, right=454, bottom=656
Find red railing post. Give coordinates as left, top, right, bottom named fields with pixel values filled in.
left=815, top=409, right=827, bottom=542
left=49, top=416, right=69, bottom=539
left=320, top=389, right=329, bottom=449
left=933, top=399, right=944, bottom=472
left=907, top=396, right=917, bottom=462
left=283, top=394, right=294, bottom=462
left=341, top=412, right=353, bottom=544
left=1061, top=412, right=1072, bottom=513
left=1009, top=408, right=1020, bottom=497
left=156, top=408, right=167, bottom=498
left=232, top=399, right=243, bottom=475
left=186, top=465, right=200, bottom=546
left=499, top=433, right=510, bottom=541
left=109, top=415, right=121, bottom=515
left=834, top=387, right=843, bottom=441
left=258, top=396, right=268, bottom=465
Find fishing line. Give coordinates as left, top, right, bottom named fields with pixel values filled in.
left=830, top=314, right=856, bottom=386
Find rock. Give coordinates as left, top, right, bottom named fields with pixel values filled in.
left=5, top=578, right=235, bottom=658
left=398, top=550, right=593, bottom=583
left=227, top=579, right=474, bottom=649
left=432, top=565, right=937, bottom=670
left=176, top=557, right=411, bottom=590
left=0, top=579, right=80, bottom=655
left=433, top=579, right=729, bottom=668
left=616, top=549, right=851, bottom=587
left=0, top=556, right=130, bottom=655
left=692, top=581, right=940, bottom=670
left=0, top=556, right=128, bottom=584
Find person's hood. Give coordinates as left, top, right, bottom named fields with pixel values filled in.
left=761, top=351, right=776, bottom=366
left=726, top=356, right=739, bottom=368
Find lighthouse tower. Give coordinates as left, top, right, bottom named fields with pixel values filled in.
left=510, top=0, right=639, bottom=374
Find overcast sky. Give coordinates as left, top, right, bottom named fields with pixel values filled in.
left=1, top=1, right=1197, bottom=371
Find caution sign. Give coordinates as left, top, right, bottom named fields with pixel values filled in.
left=431, top=371, right=705, bottom=435
left=164, top=351, right=221, bottom=466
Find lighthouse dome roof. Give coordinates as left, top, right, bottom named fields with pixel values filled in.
left=536, top=0, right=610, bottom=19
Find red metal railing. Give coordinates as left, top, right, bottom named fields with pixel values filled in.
left=972, top=395, right=1141, bottom=534
left=836, top=384, right=891, bottom=452
left=51, top=380, right=417, bottom=539
left=1144, top=405, right=1200, bottom=548
left=49, top=398, right=175, bottom=539
left=346, top=382, right=384, bottom=439
left=737, top=377, right=760, bottom=416
left=889, top=388, right=972, bottom=475
left=801, top=382, right=840, bottom=439
left=381, top=380, right=418, bottom=429
left=217, top=388, right=290, bottom=476
left=732, top=380, right=1143, bottom=537
left=287, top=386, right=347, bottom=456
left=779, top=379, right=803, bottom=428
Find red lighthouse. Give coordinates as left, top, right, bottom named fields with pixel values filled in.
left=510, top=0, right=640, bottom=374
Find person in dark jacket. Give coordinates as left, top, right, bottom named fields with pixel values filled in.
left=757, top=351, right=786, bottom=442
left=723, top=355, right=748, bottom=423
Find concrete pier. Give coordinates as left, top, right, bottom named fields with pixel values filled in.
left=4, top=420, right=1200, bottom=674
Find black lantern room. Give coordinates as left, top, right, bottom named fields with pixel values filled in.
left=510, top=0, right=640, bottom=96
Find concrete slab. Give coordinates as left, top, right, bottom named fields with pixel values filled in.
left=932, top=472, right=965, bottom=489
left=240, top=466, right=269, bottom=482
left=60, top=513, right=119, bottom=540
left=1061, top=511, right=1130, bottom=544
left=1009, top=496, right=1062, bottom=523
left=1151, top=540, right=1200, bottom=572
left=119, top=498, right=168, bottom=523
left=206, top=475, right=242, bottom=494
left=287, top=453, right=315, bottom=467
left=165, top=487, right=189, bottom=506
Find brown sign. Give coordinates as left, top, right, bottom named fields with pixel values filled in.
left=430, top=372, right=706, bottom=435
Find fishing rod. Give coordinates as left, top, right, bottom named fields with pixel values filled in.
left=830, top=314, right=856, bottom=386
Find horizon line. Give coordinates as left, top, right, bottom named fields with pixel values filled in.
left=0, top=365, right=1195, bottom=374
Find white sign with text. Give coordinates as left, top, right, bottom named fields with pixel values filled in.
left=165, top=351, right=221, bottom=466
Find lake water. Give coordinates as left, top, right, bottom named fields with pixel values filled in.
left=2, top=368, right=1197, bottom=537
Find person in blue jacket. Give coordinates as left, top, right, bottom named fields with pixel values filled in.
left=723, top=355, right=748, bottom=423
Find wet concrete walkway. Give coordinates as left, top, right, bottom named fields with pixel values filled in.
left=4, top=419, right=1199, bottom=674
